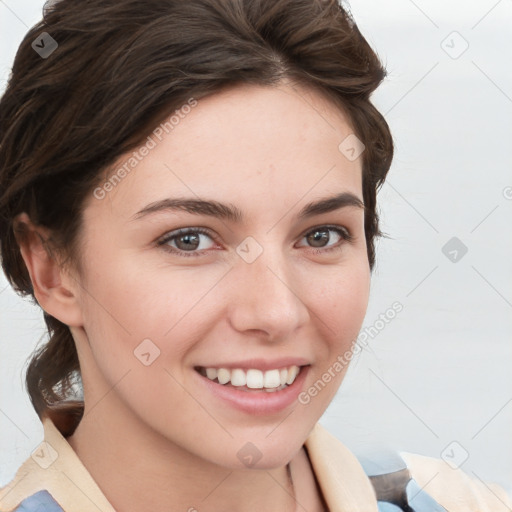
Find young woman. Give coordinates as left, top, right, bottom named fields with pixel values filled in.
left=0, top=1, right=510, bottom=511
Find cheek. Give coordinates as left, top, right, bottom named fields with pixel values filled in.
left=81, top=251, right=219, bottom=347
left=76, top=260, right=209, bottom=424
left=311, top=259, right=370, bottom=347
left=300, top=261, right=369, bottom=406
left=298, top=263, right=369, bottom=413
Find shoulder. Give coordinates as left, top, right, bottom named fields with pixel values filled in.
left=0, top=414, right=115, bottom=512
left=0, top=454, right=61, bottom=512
left=305, top=423, right=511, bottom=511
left=400, top=451, right=512, bottom=511
left=0, top=452, right=63, bottom=512
left=0, top=489, right=63, bottom=511
left=360, top=448, right=512, bottom=511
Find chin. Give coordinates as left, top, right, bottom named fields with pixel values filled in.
left=221, top=423, right=314, bottom=470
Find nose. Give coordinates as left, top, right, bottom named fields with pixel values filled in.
left=227, top=245, right=311, bottom=341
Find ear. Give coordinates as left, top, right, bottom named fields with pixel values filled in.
left=13, top=212, right=84, bottom=327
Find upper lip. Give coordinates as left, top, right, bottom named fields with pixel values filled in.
left=195, top=357, right=310, bottom=371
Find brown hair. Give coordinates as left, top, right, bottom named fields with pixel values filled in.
left=0, top=0, right=393, bottom=436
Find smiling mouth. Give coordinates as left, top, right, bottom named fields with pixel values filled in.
left=194, top=365, right=304, bottom=392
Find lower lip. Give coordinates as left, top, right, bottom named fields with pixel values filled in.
left=195, top=366, right=310, bottom=415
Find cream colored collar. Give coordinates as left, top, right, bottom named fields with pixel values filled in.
left=0, top=417, right=378, bottom=511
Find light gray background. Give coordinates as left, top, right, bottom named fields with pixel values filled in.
left=1, top=0, right=511, bottom=498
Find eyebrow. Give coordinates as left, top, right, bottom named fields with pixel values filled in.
left=130, top=191, right=365, bottom=223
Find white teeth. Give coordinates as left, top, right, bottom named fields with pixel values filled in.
left=231, top=369, right=246, bottom=387
left=263, top=369, right=281, bottom=388
left=286, top=366, right=300, bottom=385
left=246, top=369, right=264, bottom=389
left=217, top=368, right=230, bottom=385
left=201, top=365, right=302, bottom=390
left=206, top=368, right=218, bottom=380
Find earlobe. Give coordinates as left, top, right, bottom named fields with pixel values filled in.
left=13, top=212, right=84, bottom=327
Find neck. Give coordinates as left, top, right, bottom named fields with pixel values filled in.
left=67, top=398, right=298, bottom=512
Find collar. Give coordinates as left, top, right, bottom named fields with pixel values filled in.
left=0, top=417, right=377, bottom=511
left=304, top=422, right=378, bottom=511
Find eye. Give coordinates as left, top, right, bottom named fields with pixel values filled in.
left=297, top=225, right=353, bottom=253
left=157, top=227, right=217, bottom=257
left=156, top=224, right=353, bottom=258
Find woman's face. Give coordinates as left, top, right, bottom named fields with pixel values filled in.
left=70, top=81, right=370, bottom=469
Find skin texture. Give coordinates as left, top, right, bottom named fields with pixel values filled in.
left=16, top=80, right=371, bottom=512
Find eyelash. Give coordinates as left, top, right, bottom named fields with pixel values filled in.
left=156, top=225, right=354, bottom=258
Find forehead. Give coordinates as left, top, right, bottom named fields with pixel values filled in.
left=87, top=82, right=363, bottom=222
